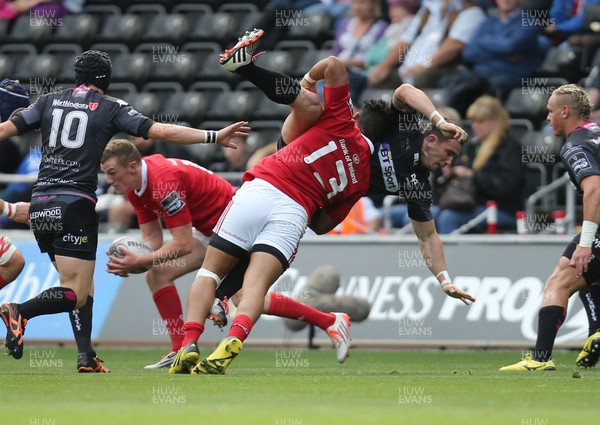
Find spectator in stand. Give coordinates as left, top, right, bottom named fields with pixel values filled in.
left=545, top=0, right=600, bottom=38
left=330, top=0, right=388, bottom=102
left=440, top=0, right=541, bottom=116
left=349, top=0, right=418, bottom=100
left=369, top=0, right=485, bottom=89
left=436, top=96, right=522, bottom=234
left=329, top=196, right=382, bottom=234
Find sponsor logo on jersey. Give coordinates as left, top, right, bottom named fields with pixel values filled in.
left=51, top=99, right=90, bottom=109
left=89, top=102, right=98, bottom=111
left=62, top=234, right=88, bottom=246
left=30, top=206, right=62, bottom=221
left=378, top=143, right=399, bottom=193
left=160, top=190, right=185, bottom=216
left=566, top=151, right=592, bottom=175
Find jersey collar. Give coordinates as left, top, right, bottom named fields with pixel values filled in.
left=135, top=159, right=148, bottom=196
left=362, top=134, right=375, bottom=154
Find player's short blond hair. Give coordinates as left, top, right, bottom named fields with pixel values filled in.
left=101, top=138, right=142, bottom=167
left=552, top=84, right=592, bottom=120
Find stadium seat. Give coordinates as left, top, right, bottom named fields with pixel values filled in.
left=110, top=53, right=152, bottom=88
left=52, top=14, right=99, bottom=49
left=13, top=54, right=59, bottom=83
left=197, top=54, right=242, bottom=88
left=171, top=3, right=212, bottom=21
left=138, top=14, right=191, bottom=46
left=95, top=14, right=144, bottom=49
left=509, top=118, right=535, bottom=145
left=161, top=92, right=208, bottom=127
left=251, top=95, right=291, bottom=121
left=141, top=81, right=183, bottom=110
left=295, top=49, right=334, bottom=76
left=106, top=83, right=138, bottom=101
left=535, top=46, right=583, bottom=82
left=83, top=4, right=122, bottom=29
left=0, top=44, right=37, bottom=78
left=218, top=3, right=262, bottom=32
left=253, top=51, right=294, bottom=76
left=203, top=90, right=256, bottom=121
left=121, top=92, right=161, bottom=118
left=187, top=12, right=238, bottom=46
left=6, top=14, right=53, bottom=48
left=41, top=44, right=83, bottom=84
left=284, top=12, right=333, bottom=47
left=135, top=44, right=199, bottom=88
left=505, top=87, right=550, bottom=129
left=274, top=40, right=317, bottom=78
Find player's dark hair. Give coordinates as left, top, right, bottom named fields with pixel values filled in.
left=422, top=119, right=466, bottom=146
left=356, top=99, right=393, bottom=144
left=102, top=139, right=141, bottom=167
left=74, top=50, right=112, bottom=92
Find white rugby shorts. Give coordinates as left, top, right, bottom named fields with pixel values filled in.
left=213, top=178, right=308, bottom=264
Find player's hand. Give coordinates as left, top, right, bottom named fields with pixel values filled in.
left=105, top=246, right=140, bottom=277
left=13, top=202, right=30, bottom=226
left=217, top=121, right=250, bottom=149
left=570, top=245, right=592, bottom=277
left=300, top=77, right=317, bottom=94
left=438, top=121, right=468, bottom=143
left=442, top=283, right=476, bottom=305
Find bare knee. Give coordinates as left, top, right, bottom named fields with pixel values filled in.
left=0, top=249, right=25, bottom=287
left=146, top=267, right=176, bottom=293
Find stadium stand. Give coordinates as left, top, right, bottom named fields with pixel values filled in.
left=0, top=0, right=593, bottom=233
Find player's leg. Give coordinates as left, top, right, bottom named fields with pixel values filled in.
left=500, top=256, right=586, bottom=371
left=144, top=234, right=207, bottom=369
left=220, top=28, right=323, bottom=144
left=0, top=235, right=24, bottom=289
left=169, top=246, right=241, bottom=374
left=576, top=283, right=600, bottom=368
left=193, top=183, right=308, bottom=374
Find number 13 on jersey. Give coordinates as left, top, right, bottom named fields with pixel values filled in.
left=304, top=140, right=348, bottom=199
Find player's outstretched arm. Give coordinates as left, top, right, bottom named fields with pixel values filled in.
left=147, top=121, right=250, bottom=148
left=303, top=56, right=348, bottom=88
left=393, top=84, right=467, bottom=142
left=411, top=219, right=476, bottom=305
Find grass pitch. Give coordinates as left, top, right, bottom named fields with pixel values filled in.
left=0, top=347, right=597, bottom=424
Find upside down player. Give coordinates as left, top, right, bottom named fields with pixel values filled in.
left=0, top=50, right=248, bottom=373
left=501, top=84, right=600, bottom=371
left=170, top=29, right=475, bottom=376
left=101, top=139, right=355, bottom=368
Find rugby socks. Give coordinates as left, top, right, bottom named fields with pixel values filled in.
left=69, top=295, right=94, bottom=355
left=236, top=62, right=300, bottom=105
left=228, top=314, right=254, bottom=342
left=18, top=287, right=77, bottom=320
left=579, top=286, right=600, bottom=336
left=266, top=292, right=335, bottom=330
left=533, top=305, right=566, bottom=362
left=181, top=321, right=204, bottom=347
left=152, top=285, right=184, bottom=352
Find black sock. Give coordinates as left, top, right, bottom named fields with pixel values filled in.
left=579, top=286, right=600, bottom=336
left=236, top=62, right=300, bottom=105
left=533, top=305, right=566, bottom=361
left=69, top=295, right=95, bottom=355
left=18, top=287, right=77, bottom=320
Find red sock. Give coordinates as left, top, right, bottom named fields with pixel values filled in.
left=182, top=321, right=205, bottom=346
left=152, top=285, right=184, bottom=352
left=267, top=292, right=335, bottom=330
left=227, top=314, right=254, bottom=342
